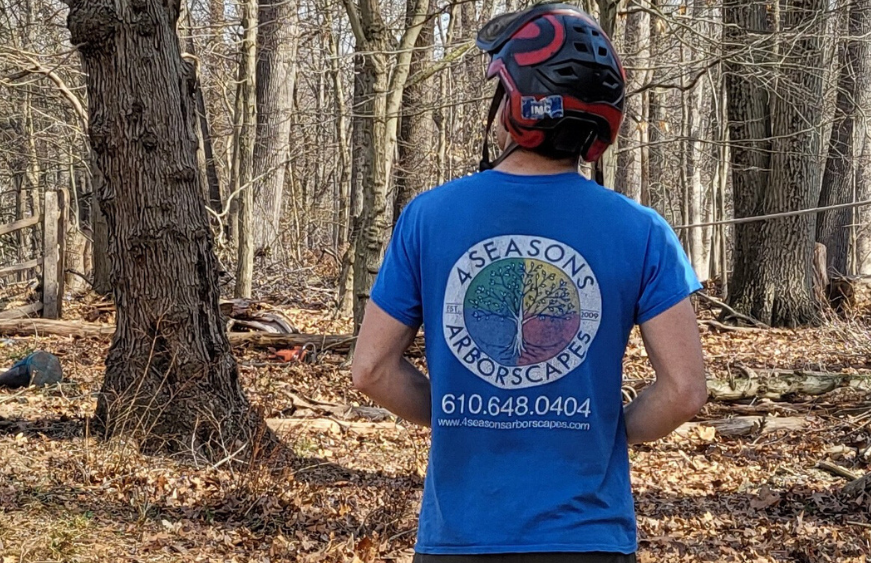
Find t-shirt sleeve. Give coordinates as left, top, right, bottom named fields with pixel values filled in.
left=634, top=212, right=702, bottom=325
left=369, top=203, right=423, bottom=327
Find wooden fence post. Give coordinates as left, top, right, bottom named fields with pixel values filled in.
left=42, top=190, right=66, bottom=319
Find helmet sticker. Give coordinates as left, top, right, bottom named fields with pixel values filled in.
left=521, top=95, right=564, bottom=120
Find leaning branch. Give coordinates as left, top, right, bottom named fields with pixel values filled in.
left=5, top=59, right=88, bottom=132
left=673, top=198, right=871, bottom=231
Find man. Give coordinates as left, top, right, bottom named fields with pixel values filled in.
left=352, top=4, right=707, bottom=561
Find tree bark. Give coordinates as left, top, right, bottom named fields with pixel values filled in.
left=594, top=0, right=619, bottom=187
left=345, top=0, right=429, bottom=331
left=849, top=4, right=871, bottom=275
left=252, top=0, right=298, bottom=254
left=725, top=0, right=824, bottom=327
left=90, top=167, right=111, bottom=294
left=394, top=0, right=435, bottom=222
left=647, top=3, right=668, bottom=217
left=233, top=0, right=258, bottom=298
left=614, top=1, right=647, bottom=201
left=817, top=1, right=861, bottom=277
left=178, top=4, right=222, bottom=215
left=66, top=0, right=268, bottom=458
left=684, top=0, right=712, bottom=279
left=326, top=9, right=351, bottom=250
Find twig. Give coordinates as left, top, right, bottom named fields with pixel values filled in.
left=208, top=443, right=248, bottom=470
left=816, top=460, right=861, bottom=481
left=696, top=292, right=770, bottom=328
left=702, top=320, right=764, bottom=333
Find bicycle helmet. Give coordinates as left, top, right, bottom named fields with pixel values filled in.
left=477, top=3, right=626, bottom=172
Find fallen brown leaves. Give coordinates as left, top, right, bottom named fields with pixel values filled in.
left=0, top=296, right=869, bottom=562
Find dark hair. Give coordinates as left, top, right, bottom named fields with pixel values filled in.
left=528, top=118, right=598, bottom=162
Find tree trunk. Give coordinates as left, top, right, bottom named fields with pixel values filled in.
left=233, top=0, right=257, bottom=298
left=817, top=2, right=860, bottom=277
left=66, top=0, right=268, bottom=458
left=252, top=0, right=298, bottom=254
left=725, top=0, right=824, bottom=327
left=614, top=1, right=647, bottom=201
left=178, top=4, right=222, bottom=215
left=685, top=0, right=711, bottom=279
left=352, top=47, right=391, bottom=329
left=326, top=10, right=351, bottom=249
left=347, top=0, right=428, bottom=331
left=90, top=167, right=111, bottom=295
left=647, top=3, right=667, bottom=216
left=394, top=0, right=435, bottom=222
left=594, top=0, right=619, bottom=187
left=855, top=4, right=871, bottom=274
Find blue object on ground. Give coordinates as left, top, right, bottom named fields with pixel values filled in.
left=0, top=351, right=63, bottom=388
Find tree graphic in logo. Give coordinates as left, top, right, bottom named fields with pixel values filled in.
left=464, top=258, right=581, bottom=365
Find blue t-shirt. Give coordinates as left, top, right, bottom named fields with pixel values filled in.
left=370, top=170, right=701, bottom=555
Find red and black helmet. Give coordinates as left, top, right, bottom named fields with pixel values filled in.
left=477, top=3, right=625, bottom=169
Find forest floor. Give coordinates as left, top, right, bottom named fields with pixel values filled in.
left=0, top=279, right=871, bottom=562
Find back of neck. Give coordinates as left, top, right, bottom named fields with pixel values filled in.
left=493, top=149, right=578, bottom=176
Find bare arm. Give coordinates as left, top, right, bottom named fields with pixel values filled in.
left=624, top=298, right=707, bottom=444
left=352, top=302, right=432, bottom=427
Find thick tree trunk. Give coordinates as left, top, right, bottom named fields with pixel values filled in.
left=614, top=1, right=647, bottom=201
left=725, top=0, right=823, bottom=327
left=817, top=2, right=861, bottom=277
left=233, top=0, right=257, bottom=298
left=66, top=0, right=268, bottom=458
left=252, top=0, right=298, bottom=254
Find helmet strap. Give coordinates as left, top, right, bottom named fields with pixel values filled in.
left=479, top=82, right=506, bottom=172
left=593, top=159, right=604, bottom=185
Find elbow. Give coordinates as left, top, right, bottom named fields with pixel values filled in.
left=351, top=360, right=378, bottom=394
left=682, top=376, right=708, bottom=419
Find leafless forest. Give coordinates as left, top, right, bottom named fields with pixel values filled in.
left=0, top=0, right=870, bottom=561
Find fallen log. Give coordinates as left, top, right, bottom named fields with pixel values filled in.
left=0, top=319, right=432, bottom=356
left=266, top=417, right=402, bottom=436
left=0, top=318, right=355, bottom=349
left=0, top=318, right=114, bottom=338
left=676, top=416, right=808, bottom=437
left=0, top=303, right=43, bottom=320
left=707, top=370, right=871, bottom=401
left=227, top=332, right=355, bottom=351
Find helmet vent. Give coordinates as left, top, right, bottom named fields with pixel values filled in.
left=574, top=42, right=588, bottom=53
left=598, top=46, right=608, bottom=57
left=556, top=66, right=576, bottom=77
left=591, top=30, right=600, bottom=36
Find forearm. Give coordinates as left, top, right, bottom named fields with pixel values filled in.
left=624, top=380, right=706, bottom=444
left=355, top=357, right=432, bottom=427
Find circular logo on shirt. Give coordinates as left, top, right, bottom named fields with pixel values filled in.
left=442, top=235, right=602, bottom=389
